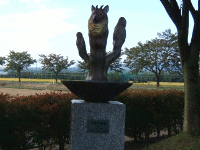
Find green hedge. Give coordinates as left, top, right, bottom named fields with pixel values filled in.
left=115, top=89, right=184, bottom=141
left=0, top=89, right=184, bottom=149
left=0, top=92, right=78, bottom=150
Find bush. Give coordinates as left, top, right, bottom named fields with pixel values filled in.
left=0, top=89, right=184, bottom=148
left=108, top=72, right=123, bottom=82
left=0, top=92, right=78, bottom=150
left=114, top=89, right=184, bottom=141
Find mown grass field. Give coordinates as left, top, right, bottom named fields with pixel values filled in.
left=131, top=81, right=184, bottom=90
left=0, top=77, right=61, bottom=83
left=0, top=77, right=184, bottom=91
left=0, top=78, right=184, bottom=85
left=132, top=81, right=184, bottom=86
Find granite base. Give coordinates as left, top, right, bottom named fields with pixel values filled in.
left=71, top=100, right=126, bottom=150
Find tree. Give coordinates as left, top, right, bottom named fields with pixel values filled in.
left=4, top=50, right=36, bottom=82
left=160, top=0, right=200, bottom=135
left=0, top=57, right=5, bottom=65
left=77, top=60, right=88, bottom=74
left=39, top=53, right=75, bottom=83
left=159, top=30, right=183, bottom=76
left=124, top=29, right=180, bottom=87
left=108, top=55, right=124, bottom=73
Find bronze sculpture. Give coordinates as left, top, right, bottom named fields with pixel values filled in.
left=62, top=5, right=131, bottom=102
left=76, top=5, right=126, bottom=81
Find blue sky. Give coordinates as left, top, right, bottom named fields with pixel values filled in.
left=0, top=0, right=197, bottom=67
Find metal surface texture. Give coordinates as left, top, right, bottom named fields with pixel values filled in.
left=62, top=80, right=131, bottom=102
left=62, top=5, right=130, bottom=102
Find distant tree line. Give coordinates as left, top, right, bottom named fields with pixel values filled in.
left=124, top=29, right=181, bottom=87
left=0, top=29, right=184, bottom=86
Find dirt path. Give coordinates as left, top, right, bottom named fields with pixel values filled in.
left=0, top=87, right=68, bottom=96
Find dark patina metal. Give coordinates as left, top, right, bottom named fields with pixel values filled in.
left=62, top=5, right=131, bottom=102
left=61, top=80, right=131, bottom=102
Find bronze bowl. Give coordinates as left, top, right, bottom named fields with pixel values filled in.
left=61, top=80, right=132, bottom=103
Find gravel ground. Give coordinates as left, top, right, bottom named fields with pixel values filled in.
left=0, top=87, right=68, bottom=96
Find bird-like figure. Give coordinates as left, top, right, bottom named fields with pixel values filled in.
left=113, top=17, right=126, bottom=49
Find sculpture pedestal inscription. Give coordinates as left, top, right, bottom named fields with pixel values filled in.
left=87, top=119, right=109, bottom=133
left=71, top=100, right=125, bottom=150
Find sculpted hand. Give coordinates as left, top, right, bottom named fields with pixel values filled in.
left=113, top=17, right=126, bottom=49
left=76, top=32, right=89, bottom=62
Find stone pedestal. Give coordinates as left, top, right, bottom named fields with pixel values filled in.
left=71, top=100, right=126, bottom=150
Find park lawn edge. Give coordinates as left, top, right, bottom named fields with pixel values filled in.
left=143, top=132, right=200, bottom=150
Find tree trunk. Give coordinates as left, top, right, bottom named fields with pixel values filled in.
left=145, top=132, right=149, bottom=140
left=157, top=126, right=160, bottom=137
left=138, top=133, right=142, bottom=140
left=160, top=0, right=200, bottom=136
left=56, top=73, right=58, bottom=83
left=173, top=119, right=179, bottom=134
left=155, top=74, right=160, bottom=87
left=59, top=142, right=64, bottom=150
left=183, top=47, right=200, bottom=135
left=58, top=136, right=65, bottom=150
left=18, top=71, right=21, bottom=83
left=133, top=134, right=138, bottom=142
left=168, top=127, right=171, bottom=137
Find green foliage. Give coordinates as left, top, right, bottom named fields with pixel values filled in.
left=124, top=29, right=180, bottom=87
left=107, top=72, right=123, bottom=82
left=77, top=60, right=88, bottom=73
left=109, top=57, right=124, bottom=73
left=115, top=89, right=184, bottom=141
left=77, top=54, right=124, bottom=75
left=107, top=51, right=124, bottom=73
left=4, top=51, right=36, bottom=82
left=144, top=132, right=200, bottom=150
left=39, top=53, right=75, bottom=83
left=0, top=89, right=184, bottom=149
left=158, top=29, right=183, bottom=75
left=0, top=57, right=5, bottom=66
left=64, top=72, right=86, bottom=80
left=0, top=92, right=78, bottom=149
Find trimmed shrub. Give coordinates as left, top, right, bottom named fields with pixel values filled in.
left=115, top=89, right=184, bottom=141
left=0, top=89, right=184, bottom=148
left=0, top=92, right=78, bottom=150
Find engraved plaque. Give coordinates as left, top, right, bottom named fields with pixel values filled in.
left=87, top=120, right=109, bottom=133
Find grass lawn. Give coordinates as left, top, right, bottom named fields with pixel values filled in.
left=0, top=80, right=68, bottom=91
left=0, top=78, right=184, bottom=90
left=0, top=77, right=61, bottom=83
left=141, top=132, right=200, bottom=150
left=130, top=81, right=184, bottom=90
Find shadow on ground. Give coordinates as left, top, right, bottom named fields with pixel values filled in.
left=124, top=135, right=174, bottom=150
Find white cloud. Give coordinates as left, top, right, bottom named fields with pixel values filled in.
left=0, top=9, right=78, bottom=58
left=19, top=0, right=49, bottom=8
left=19, top=0, right=30, bottom=3
left=0, top=0, right=9, bottom=5
left=19, top=0, right=49, bottom=4
left=33, top=0, right=48, bottom=4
